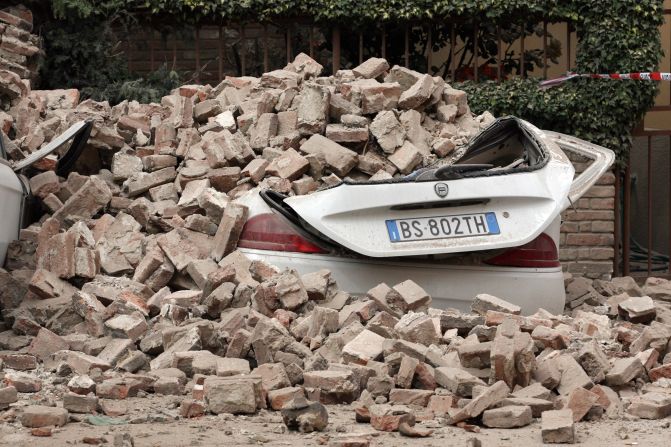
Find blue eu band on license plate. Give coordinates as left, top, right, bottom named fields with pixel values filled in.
left=386, top=212, right=500, bottom=243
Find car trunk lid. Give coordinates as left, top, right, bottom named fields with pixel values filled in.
left=261, top=117, right=613, bottom=258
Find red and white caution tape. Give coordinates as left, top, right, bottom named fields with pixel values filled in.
left=540, top=71, right=671, bottom=88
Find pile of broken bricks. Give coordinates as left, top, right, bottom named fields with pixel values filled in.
left=2, top=49, right=494, bottom=193
left=1, top=29, right=671, bottom=444
left=3, top=267, right=671, bottom=445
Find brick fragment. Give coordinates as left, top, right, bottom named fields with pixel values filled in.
left=63, top=392, right=98, bottom=413
left=471, top=294, right=521, bottom=316
left=20, top=405, right=68, bottom=428
left=541, top=409, right=575, bottom=444
left=482, top=405, right=532, bottom=428
left=500, top=397, right=553, bottom=417
left=27, top=327, right=68, bottom=361
left=0, top=386, right=18, bottom=409
left=300, top=134, right=358, bottom=177
left=204, top=375, right=264, bottom=414
left=342, top=329, right=385, bottom=364
left=605, top=357, right=644, bottom=386
left=391, top=280, right=431, bottom=312
left=566, top=387, right=599, bottom=422
left=627, top=393, right=671, bottom=419
left=449, top=380, right=510, bottom=424
left=352, top=58, right=390, bottom=79
left=618, top=296, right=656, bottom=324
left=434, top=367, right=485, bottom=397
left=368, top=404, right=414, bottom=431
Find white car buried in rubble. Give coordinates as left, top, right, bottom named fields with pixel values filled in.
left=0, top=120, right=92, bottom=269
left=0, top=117, right=613, bottom=315
left=235, top=117, right=614, bottom=314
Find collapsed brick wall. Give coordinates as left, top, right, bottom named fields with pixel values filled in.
left=122, top=29, right=620, bottom=280
left=560, top=157, right=615, bottom=280
left=0, top=2, right=618, bottom=280
left=0, top=4, right=40, bottom=85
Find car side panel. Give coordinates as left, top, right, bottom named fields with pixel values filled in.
left=0, top=162, right=24, bottom=265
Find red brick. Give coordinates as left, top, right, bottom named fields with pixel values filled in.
left=649, top=364, right=671, bottom=381
left=591, top=221, right=614, bottom=233
left=590, top=198, right=615, bottom=210
left=27, top=328, right=68, bottom=361
left=563, top=210, right=614, bottom=221
left=566, top=387, right=599, bottom=421
left=596, top=172, right=616, bottom=185
left=589, top=248, right=614, bottom=260
left=576, top=198, right=590, bottom=209
left=576, top=248, right=591, bottom=259
left=560, top=222, right=579, bottom=233
left=559, top=249, right=578, bottom=261
left=583, top=186, right=615, bottom=198
left=565, top=234, right=613, bottom=246
left=427, top=395, right=455, bottom=416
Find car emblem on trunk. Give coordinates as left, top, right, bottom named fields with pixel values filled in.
left=434, top=183, right=449, bottom=198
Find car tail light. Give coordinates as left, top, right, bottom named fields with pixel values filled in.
left=237, top=213, right=327, bottom=254
left=484, top=233, right=560, bottom=268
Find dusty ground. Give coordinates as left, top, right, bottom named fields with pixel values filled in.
left=0, top=395, right=668, bottom=447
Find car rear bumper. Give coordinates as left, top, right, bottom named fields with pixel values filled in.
left=238, top=248, right=565, bottom=315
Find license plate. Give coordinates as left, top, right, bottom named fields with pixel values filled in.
left=386, top=212, right=500, bottom=243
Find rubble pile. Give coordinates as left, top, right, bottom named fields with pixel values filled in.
left=1, top=50, right=494, bottom=190
left=0, top=4, right=40, bottom=109
left=0, top=48, right=671, bottom=445
left=2, top=248, right=671, bottom=445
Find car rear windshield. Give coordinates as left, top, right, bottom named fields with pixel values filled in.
left=344, top=116, right=549, bottom=185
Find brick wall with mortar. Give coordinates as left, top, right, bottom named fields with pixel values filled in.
left=560, top=156, right=615, bottom=280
